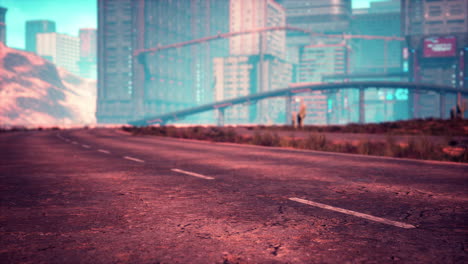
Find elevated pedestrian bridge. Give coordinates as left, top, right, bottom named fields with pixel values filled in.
left=129, top=81, right=467, bottom=126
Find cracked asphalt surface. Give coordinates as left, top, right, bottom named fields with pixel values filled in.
left=1, top=128, right=467, bottom=263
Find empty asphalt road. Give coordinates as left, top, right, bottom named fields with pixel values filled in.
left=1, top=128, right=467, bottom=263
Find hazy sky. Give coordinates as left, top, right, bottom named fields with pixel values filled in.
left=0, top=0, right=96, bottom=49
left=0, top=0, right=386, bottom=49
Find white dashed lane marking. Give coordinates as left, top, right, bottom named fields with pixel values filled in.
left=82, top=144, right=91, bottom=148
left=289, top=197, right=416, bottom=229
left=171, top=168, right=215, bottom=180
left=98, top=149, right=111, bottom=154
left=123, top=156, right=145, bottom=163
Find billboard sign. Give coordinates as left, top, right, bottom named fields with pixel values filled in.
left=423, top=36, right=456, bottom=58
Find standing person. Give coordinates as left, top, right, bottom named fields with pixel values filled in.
left=292, top=111, right=297, bottom=128
left=297, top=100, right=306, bottom=128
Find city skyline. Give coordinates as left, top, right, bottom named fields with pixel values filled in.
left=1, top=0, right=386, bottom=49
left=0, top=0, right=464, bottom=125
left=0, top=0, right=96, bottom=49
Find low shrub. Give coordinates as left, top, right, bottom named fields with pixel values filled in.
left=304, top=133, right=327, bottom=150
left=252, top=132, right=280, bottom=146
left=124, top=124, right=467, bottom=163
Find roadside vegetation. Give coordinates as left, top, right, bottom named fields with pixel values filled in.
left=256, top=118, right=468, bottom=136
left=0, top=126, right=61, bottom=133
left=123, top=119, right=468, bottom=163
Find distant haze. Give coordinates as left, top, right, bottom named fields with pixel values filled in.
left=0, top=0, right=96, bottom=49
left=1, top=0, right=383, bottom=49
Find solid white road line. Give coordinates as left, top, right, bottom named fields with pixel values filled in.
left=82, top=144, right=91, bottom=148
left=171, top=168, right=215, bottom=180
left=123, top=156, right=145, bottom=163
left=289, top=197, right=416, bottom=229
left=98, top=149, right=110, bottom=154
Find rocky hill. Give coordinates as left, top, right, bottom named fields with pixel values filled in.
left=0, top=43, right=96, bottom=127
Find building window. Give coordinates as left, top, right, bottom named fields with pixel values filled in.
left=427, top=6, right=442, bottom=17
left=428, top=27, right=442, bottom=33
left=425, top=20, right=443, bottom=25
left=447, top=19, right=465, bottom=24
left=449, top=5, right=463, bottom=15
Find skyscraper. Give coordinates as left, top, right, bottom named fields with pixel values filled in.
left=282, top=0, right=352, bottom=124
left=97, top=0, right=229, bottom=124
left=282, top=0, right=351, bottom=34
left=229, top=0, right=286, bottom=59
left=350, top=0, right=404, bottom=122
left=0, top=7, right=6, bottom=44
left=368, top=0, right=400, bottom=13
left=213, top=0, right=291, bottom=124
left=189, top=0, right=230, bottom=123
left=97, top=0, right=133, bottom=123
left=296, top=43, right=349, bottom=124
left=214, top=54, right=292, bottom=124
left=351, top=1, right=402, bottom=74
left=402, top=0, right=467, bottom=118
left=36, top=32, right=80, bottom=75
left=25, top=20, right=56, bottom=53
left=78, top=28, right=97, bottom=79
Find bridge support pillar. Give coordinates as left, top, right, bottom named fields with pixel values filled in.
left=408, top=91, right=414, bottom=120
left=217, top=108, right=225, bottom=127
left=285, top=95, right=292, bottom=125
left=459, top=92, right=466, bottom=119
left=359, top=88, right=365, bottom=124
left=440, top=93, right=446, bottom=119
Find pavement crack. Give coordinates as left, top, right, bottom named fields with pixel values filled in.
left=269, top=243, right=282, bottom=256
left=196, top=232, right=212, bottom=239
left=177, top=223, right=192, bottom=233
left=222, top=253, right=243, bottom=264
left=278, top=205, right=284, bottom=214
left=401, top=213, right=411, bottom=220
left=37, top=245, right=56, bottom=251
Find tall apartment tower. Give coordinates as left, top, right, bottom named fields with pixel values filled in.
left=25, top=20, right=56, bottom=53
left=214, top=0, right=291, bottom=124
left=402, top=0, right=468, bottom=118
left=0, top=7, right=7, bottom=44
left=189, top=0, right=230, bottom=123
left=36, top=32, right=80, bottom=75
left=369, top=0, right=400, bottom=13
left=295, top=43, right=349, bottom=124
left=97, top=0, right=133, bottom=123
left=229, top=0, right=286, bottom=59
left=282, top=0, right=352, bottom=124
left=78, top=28, right=97, bottom=79
left=97, top=0, right=229, bottom=124
left=282, top=0, right=351, bottom=34
left=351, top=0, right=402, bottom=74
left=350, top=0, right=404, bottom=123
